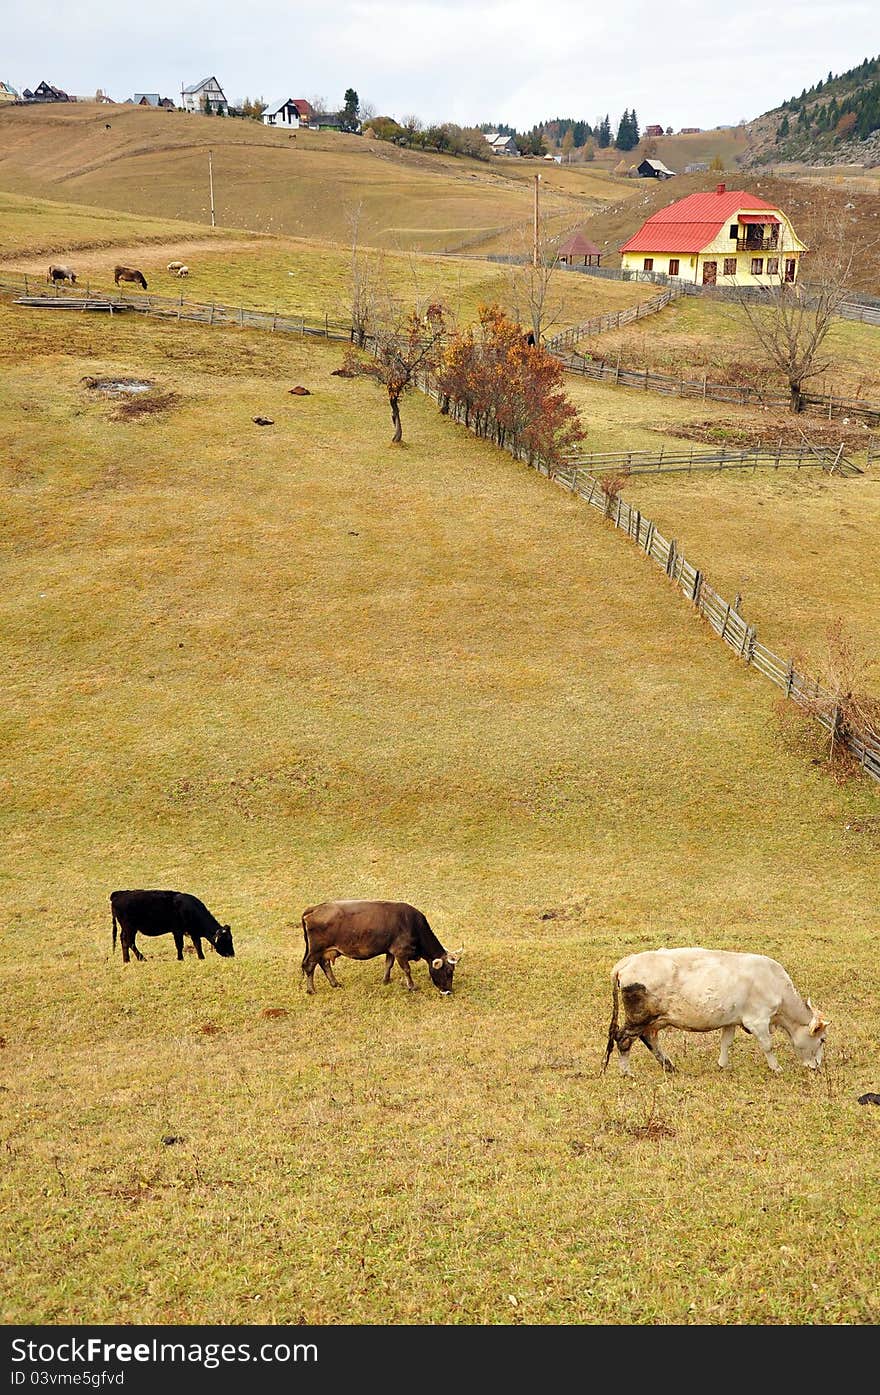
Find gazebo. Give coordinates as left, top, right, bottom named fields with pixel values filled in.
left=558, top=230, right=602, bottom=267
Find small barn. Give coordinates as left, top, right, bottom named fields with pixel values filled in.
left=558, top=230, right=602, bottom=267
left=644, top=124, right=664, bottom=137
left=638, top=158, right=676, bottom=179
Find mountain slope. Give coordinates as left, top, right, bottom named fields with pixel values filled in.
left=743, top=54, right=880, bottom=166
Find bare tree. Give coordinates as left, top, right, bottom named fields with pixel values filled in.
left=342, top=302, right=447, bottom=444
left=507, top=214, right=572, bottom=345
left=345, top=202, right=385, bottom=348
left=736, top=202, right=875, bottom=413
left=308, top=94, right=328, bottom=116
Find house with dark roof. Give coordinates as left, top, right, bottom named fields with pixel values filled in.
left=619, top=183, right=806, bottom=286
left=130, top=93, right=176, bottom=109
left=180, top=77, right=227, bottom=114
left=637, top=157, right=676, bottom=179
left=22, top=81, right=71, bottom=102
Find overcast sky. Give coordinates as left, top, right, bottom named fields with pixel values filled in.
left=5, top=1, right=878, bottom=130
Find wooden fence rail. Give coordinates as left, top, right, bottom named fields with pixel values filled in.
left=553, top=347, right=880, bottom=426
left=545, top=284, right=685, bottom=352
left=562, top=443, right=861, bottom=477
left=0, top=270, right=354, bottom=342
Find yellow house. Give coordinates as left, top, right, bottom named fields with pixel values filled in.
left=0, top=80, right=20, bottom=104
left=619, top=182, right=806, bottom=286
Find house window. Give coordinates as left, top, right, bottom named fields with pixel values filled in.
left=723, top=258, right=737, bottom=276
left=668, top=259, right=679, bottom=276
left=750, top=257, right=764, bottom=275
left=767, top=256, right=779, bottom=276
left=730, top=225, right=739, bottom=240
left=643, top=258, right=654, bottom=271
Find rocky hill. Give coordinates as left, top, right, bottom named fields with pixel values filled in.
left=742, top=55, right=880, bottom=167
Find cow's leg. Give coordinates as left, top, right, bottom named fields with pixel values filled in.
left=122, top=929, right=144, bottom=962
left=640, top=1028, right=675, bottom=1072
left=382, top=953, right=395, bottom=984
left=396, top=956, right=417, bottom=991
left=718, top=1024, right=737, bottom=1068
left=191, top=934, right=205, bottom=960
left=320, top=956, right=341, bottom=988
left=742, top=1016, right=781, bottom=1073
left=173, top=930, right=185, bottom=961
left=302, top=954, right=318, bottom=994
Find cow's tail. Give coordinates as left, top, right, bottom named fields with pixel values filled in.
left=603, top=971, right=621, bottom=1072
left=300, top=914, right=310, bottom=977
left=111, top=903, right=118, bottom=955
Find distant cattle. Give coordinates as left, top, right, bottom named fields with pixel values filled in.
left=47, top=264, right=76, bottom=285
left=114, top=265, right=148, bottom=290
left=110, top=889, right=235, bottom=964
left=300, top=899, right=462, bottom=995
left=176, top=265, right=189, bottom=277
left=167, top=260, right=185, bottom=272
left=604, top=947, right=829, bottom=1075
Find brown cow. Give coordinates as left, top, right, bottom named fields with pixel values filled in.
left=301, top=899, right=462, bottom=995
left=114, top=265, right=148, bottom=289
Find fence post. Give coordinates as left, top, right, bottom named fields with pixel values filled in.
left=209, top=303, right=215, bottom=326
left=666, top=540, right=676, bottom=577
left=720, top=602, right=731, bottom=641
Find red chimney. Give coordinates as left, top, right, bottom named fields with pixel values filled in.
left=716, top=182, right=726, bottom=194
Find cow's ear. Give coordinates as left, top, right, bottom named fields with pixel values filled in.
left=447, top=947, right=464, bottom=963
left=809, top=1011, right=830, bottom=1035
left=431, top=957, right=444, bottom=970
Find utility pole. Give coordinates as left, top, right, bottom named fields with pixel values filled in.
left=208, top=149, right=216, bottom=228
left=533, top=173, right=540, bottom=267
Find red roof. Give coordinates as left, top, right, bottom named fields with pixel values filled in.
left=619, top=188, right=777, bottom=255
left=558, top=230, right=601, bottom=258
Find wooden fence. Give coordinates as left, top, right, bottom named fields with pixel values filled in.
left=545, top=284, right=685, bottom=353
left=0, top=271, right=354, bottom=342
left=554, top=347, right=880, bottom=425
left=562, top=442, right=861, bottom=477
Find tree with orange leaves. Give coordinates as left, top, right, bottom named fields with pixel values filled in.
left=437, top=305, right=585, bottom=471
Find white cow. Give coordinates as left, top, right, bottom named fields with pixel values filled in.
left=605, top=947, right=829, bottom=1075
left=176, top=266, right=189, bottom=277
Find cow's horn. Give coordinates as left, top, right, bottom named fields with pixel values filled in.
left=448, top=946, right=464, bottom=961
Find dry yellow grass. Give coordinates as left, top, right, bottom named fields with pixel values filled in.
left=0, top=103, right=629, bottom=254
left=1, top=298, right=879, bottom=1325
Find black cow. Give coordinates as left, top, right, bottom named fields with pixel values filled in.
left=301, top=899, right=462, bottom=995
left=110, top=889, right=235, bottom=963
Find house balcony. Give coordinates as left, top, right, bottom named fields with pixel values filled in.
left=735, top=236, right=779, bottom=253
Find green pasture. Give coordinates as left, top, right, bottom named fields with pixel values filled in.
left=1, top=301, right=878, bottom=1326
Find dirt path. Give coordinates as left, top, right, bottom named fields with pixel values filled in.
left=0, top=236, right=271, bottom=275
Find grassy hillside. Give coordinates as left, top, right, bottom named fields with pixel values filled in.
left=1, top=298, right=879, bottom=1324
left=0, top=103, right=633, bottom=254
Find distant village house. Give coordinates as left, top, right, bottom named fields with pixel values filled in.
left=128, top=94, right=176, bottom=109
left=637, top=157, right=676, bottom=179
left=262, top=98, right=317, bottom=128
left=619, top=183, right=806, bottom=286
left=181, top=77, right=228, bottom=114
left=0, top=80, right=20, bottom=103
left=644, top=124, right=664, bottom=137
left=21, top=81, right=71, bottom=102
left=679, top=127, right=701, bottom=134
left=484, top=132, right=519, bottom=156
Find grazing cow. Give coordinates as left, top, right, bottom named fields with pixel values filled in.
left=114, top=265, right=148, bottom=290
left=110, top=889, right=235, bottom=964
left=47, top=264, right=76, bottom=285
left=176, top=265, right=189, bottom=277
left=167, top=260, right=185, bottom=272
left=524, top=330, right=536, bottom=347
left=604, top=947, right=829, bottom=1076
left=301, top=899, right=462, bottom=995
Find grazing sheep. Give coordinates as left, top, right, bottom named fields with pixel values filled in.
left=167, top=260, right=185, bottom=272
left=47, top=264, right=77, bottom=285
left=176, top=265, right=189, bottom=277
